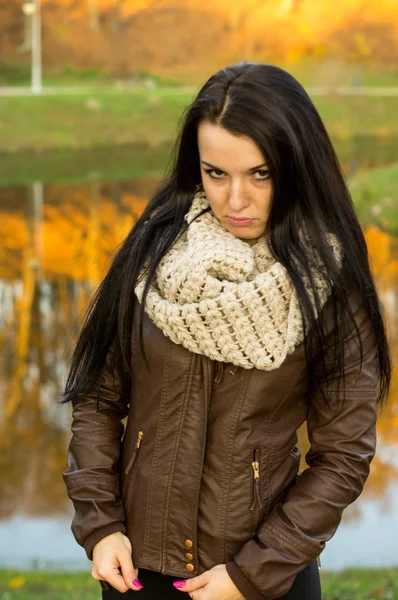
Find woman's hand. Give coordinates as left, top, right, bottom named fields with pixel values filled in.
left=173, top=564, right=244, bottom=600
left=92, top=531, right=143, bottom=593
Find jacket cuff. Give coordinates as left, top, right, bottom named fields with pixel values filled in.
left=226, top=561, right=264, bottom=600
left=83, top=522, right=127, bottom=560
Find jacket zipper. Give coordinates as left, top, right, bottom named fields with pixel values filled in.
left=213, top=361, right=224, bottom=383
left=290, top=445, right=302, bottom=477
left=124, top=429, right=144, bottom=513
left=250, top=449, right=262, bottom=531
left=213, top=362, right=239, bottom=383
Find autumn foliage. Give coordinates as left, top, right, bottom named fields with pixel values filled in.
left=1, top=0, right=398, bottom=78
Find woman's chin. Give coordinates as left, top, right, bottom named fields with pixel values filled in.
left=226, top=227, right=263, bottom=245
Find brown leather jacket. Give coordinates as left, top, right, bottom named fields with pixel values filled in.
left=63, top=292, right=378, bottom=600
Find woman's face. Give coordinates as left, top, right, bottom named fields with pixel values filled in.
left=197, top=120, right=273, bottom=245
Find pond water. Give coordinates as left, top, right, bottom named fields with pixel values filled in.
left=0, top=143, right=396, bottom=573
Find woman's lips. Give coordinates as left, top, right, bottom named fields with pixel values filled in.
left=227, top=216, right=255, bottom=227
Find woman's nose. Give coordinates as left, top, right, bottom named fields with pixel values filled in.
left=228, top=182, right=250, bottom=212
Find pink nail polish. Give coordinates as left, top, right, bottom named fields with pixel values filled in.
left=133, top=579, right=144, bottom=589
left=173, top=580, right=186, bottom=589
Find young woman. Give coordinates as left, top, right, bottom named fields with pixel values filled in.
left=62, top=62, right=391, bottom=600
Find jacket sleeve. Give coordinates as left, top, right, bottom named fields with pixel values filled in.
left=226, top=293, right=379, bottom=600
left=62, top=350, right=130, bottom=560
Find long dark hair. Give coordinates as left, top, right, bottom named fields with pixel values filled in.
left=61, top=62, right=391, bottom=407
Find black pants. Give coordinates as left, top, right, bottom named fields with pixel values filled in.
left=102, top=561, right=322, bottom=599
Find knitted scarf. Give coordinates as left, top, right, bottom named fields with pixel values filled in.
left=134, top=191, right=342, bottom=371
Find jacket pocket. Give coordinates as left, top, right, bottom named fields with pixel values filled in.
left=250, top=449, right=263, bottom=533
left=124, top=429, right=144, bottom=513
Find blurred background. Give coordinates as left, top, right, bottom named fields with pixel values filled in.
left=0, top=0, right=397, bottom=598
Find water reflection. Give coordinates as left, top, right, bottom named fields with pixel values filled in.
left=0, top=173, right=397, bottom=571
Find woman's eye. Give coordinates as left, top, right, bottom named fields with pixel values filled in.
left=254, top=170, right=270, bottom=180
left=204, top=168, right=270, bottom=180
left=205, top=169, right=225, bottom=179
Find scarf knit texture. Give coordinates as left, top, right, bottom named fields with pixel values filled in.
left=135, top=191, right=342, bottom=371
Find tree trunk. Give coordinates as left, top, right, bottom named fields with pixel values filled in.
left=111, top=0, right=122, bottom=34
left=88, top=0, right=100, bottom=31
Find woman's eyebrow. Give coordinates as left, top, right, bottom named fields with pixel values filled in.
left=201, top=161, right=268, bottom=172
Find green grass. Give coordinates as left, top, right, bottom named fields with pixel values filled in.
left=0, top=88, right=194, bottom=154
left=0, top=567, right=397, bottom=600
left=0, top=570, right=98, bottom=600
left=321, top=567, right=398, bottom=599
left=349, top=162, right=398, bottom=234
left=0, top=87, right=398, bottom=156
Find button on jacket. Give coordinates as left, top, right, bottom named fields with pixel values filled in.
left=63, top=292, right=378, bottom=600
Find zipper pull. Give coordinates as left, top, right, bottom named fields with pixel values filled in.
left=250, top=458, right=261, bottom=511
left=125, top=430, right=144, bottom=475
left=252, top=461, right=260, bottom=479
left=136, top=430, right=144, bottom=449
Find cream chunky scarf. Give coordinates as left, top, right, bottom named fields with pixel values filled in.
left=135, top=191, right=342, bottom=371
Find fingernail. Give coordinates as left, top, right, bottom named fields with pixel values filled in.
left=173, top=581, right=186, bottom=589
left=133, top=580, right=144, bottom=589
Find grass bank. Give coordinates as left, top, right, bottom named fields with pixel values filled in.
left=1, top=87, right=398, bottom=155
left=0, top=143, right=172, bottom=187
left=0, top=88, right=192, bottom=154
left=1, top=567, right=397, bottom=599
left=349, top=163, right=398, bottom=234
